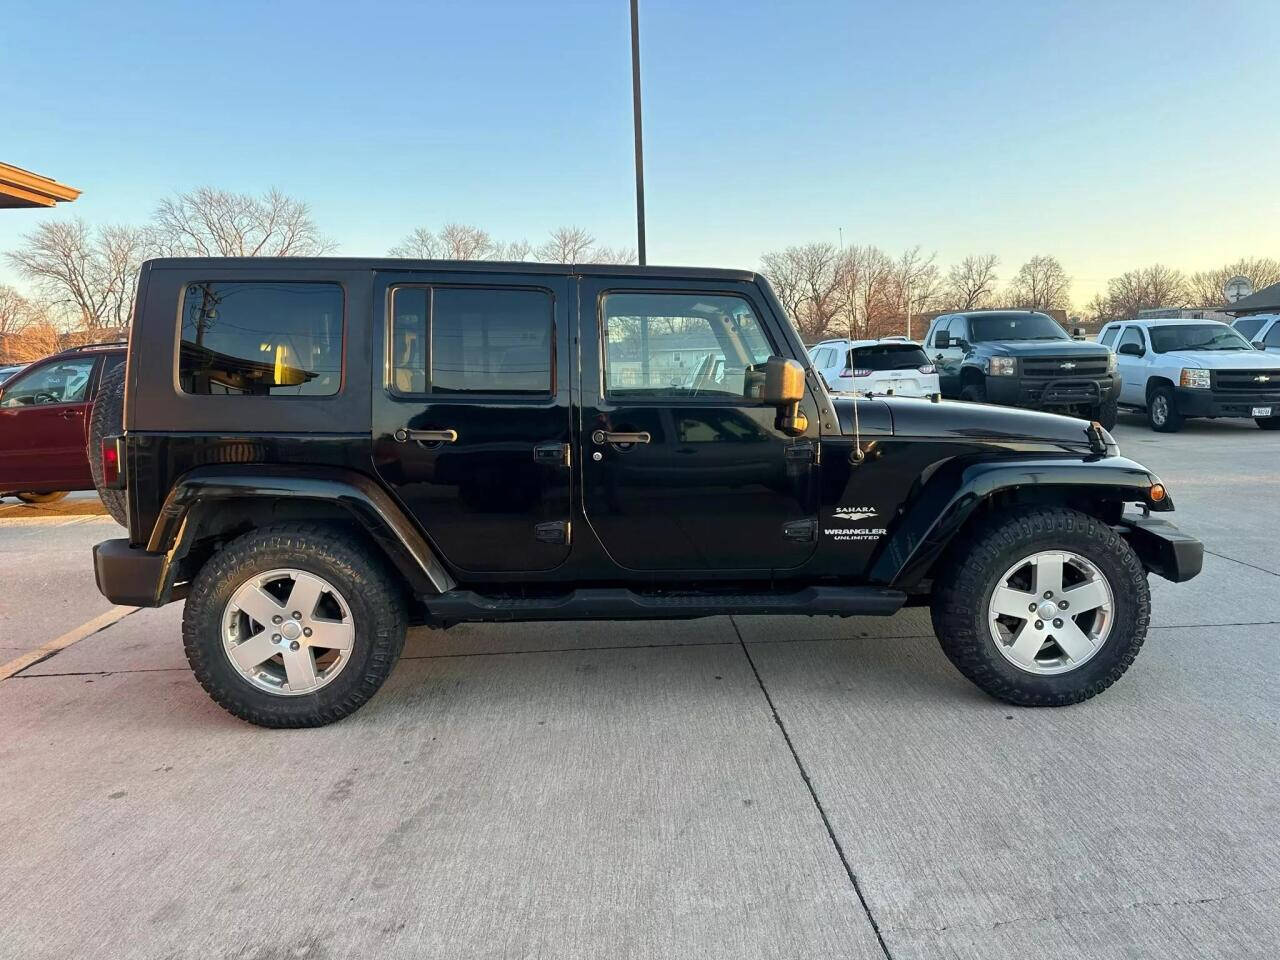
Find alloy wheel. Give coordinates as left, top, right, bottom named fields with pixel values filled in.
left=987, top=550, right=1115, bottom=675
left=1150, top=395, right=1168, bottom=426
left=222, top=568, right=356, bottom=696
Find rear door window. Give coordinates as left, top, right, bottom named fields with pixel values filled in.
left=179, top=282, right=344, bottom=396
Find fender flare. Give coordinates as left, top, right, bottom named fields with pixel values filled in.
left=868, top=455, right=1166, bottom=588
left=147, top=464, right=455, bottom=600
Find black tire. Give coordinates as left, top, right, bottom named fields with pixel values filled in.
left=931, top=507, right=1150, bottom=707
left=1091, top=397, right=1118, bottom=430
left=960, top=382, right=987, bottom=403
left=88, top=362, right=128, bottom=527
left=15, top=491, right=69, bottom=504
left=1255, top=417, right=1280, bottom=430
left=1146, top=384, right=1182, bottom=432
left=182, top=523, right=407, bottom=728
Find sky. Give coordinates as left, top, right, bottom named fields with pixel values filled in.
left=3, top=0, right=1278, bottom=307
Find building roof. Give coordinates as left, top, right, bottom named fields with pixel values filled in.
left=0, top=162, right=81, bottom=209
left=1221, top=280, right=1280, bottom=316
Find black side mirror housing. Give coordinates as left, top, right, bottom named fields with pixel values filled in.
left=1253, top=341, right=1266, bottom=351
left=934, top=332, right=950, bottom=349
left=1117, top=342, right=1144, bottom=357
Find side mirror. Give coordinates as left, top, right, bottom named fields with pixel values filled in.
left=757, top=356, right=807, bottom=436
left=934, top=332, right=950, bottom=349
left=1253, top=341, right=1266, bottom=351
left=1117, top=342, right=1144, bottom=357
left=1072, top=326, right=1086, bottom=338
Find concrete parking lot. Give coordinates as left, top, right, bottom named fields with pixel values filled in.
left=1, top=417, right=1276, bottom=960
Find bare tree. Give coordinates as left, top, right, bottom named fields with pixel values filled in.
left=1187, top=257, right=1280, bottom=306
left=760, top=243, right=848, bottom=342
left=494, top=239, right=533, bottom=261
left=1100, top=264, right=1190, bottom=319
left=5, top=219, right=154, bottom=331
left=944, top=254, right=999, bottom=310
left=1006, top=255, right=1071, bottom=312
left=153, top=187, right=333, bottom=257
left=892, top=246, right=941, bottom=337
left=0, top=284, right=37, bottom=340
left=536, top=226, right=598, bottom=265
left=847, top=245, right=898, bottom=339
left=387, top=227, right=442, bottom=259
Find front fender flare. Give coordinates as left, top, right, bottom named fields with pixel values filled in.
left=869, top=455, right=1163, bottom=588
left=148, top=464, right=455, bottom=601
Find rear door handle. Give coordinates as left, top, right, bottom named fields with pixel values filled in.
left=394, top=428, right=458, bottom=443
left=592, top=429, right=651, bottom=445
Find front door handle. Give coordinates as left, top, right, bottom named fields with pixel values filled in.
left=393, top=428, right=458, bottom=443
left=592, top=429, right=651, bottom=445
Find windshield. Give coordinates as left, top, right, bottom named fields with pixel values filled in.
left=848, top=343, right=930, bottom=370
left=968, top=313, right=1070, bottom=342
left=1149, top=324, right=1253, bottom=353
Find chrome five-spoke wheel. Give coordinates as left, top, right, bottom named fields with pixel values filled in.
left=222, top=568, right=355, bottom=695
left=987, top=550, right=1114, bottom=675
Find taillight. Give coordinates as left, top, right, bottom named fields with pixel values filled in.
left=918, top=364, right=936, bottom=374
left=850, top=368, right=873, bottom=377
left=839, top=368, right=853, bottom=378
left=101, top=437, right=122, bottom=488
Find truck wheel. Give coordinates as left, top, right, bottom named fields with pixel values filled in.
left=960, top=382, right=987, bottom=403
left=1255, top=416, right=1280, bottom=430
left=1146, top=385, right=1182, bottom=432
left=88, top=363, right=129, bottom=527
left=182, top=523, right=407, bottom=728
left=931, top=507, right=1150, bottom=707
left=1090, top=397, right=1118, bottom=430
left=15, top=491, right=68, bottom=504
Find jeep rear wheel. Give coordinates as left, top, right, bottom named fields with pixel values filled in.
left=182, top=524, right=406, bottom=727
left=88, top=362, right=128, bottom=527
left=931, top=507, right=1150, bottom=706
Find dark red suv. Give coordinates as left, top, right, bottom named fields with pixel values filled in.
left=0, top=343, right=125, bottom=503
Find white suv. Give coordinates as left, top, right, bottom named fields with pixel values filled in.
left=1097, top=318, right=1280, bottom=431
left=1231, top=314, right=1280, bottom=355
left=808, top=338, right=940, bottom=397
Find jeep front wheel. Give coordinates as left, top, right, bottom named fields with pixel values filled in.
left=182, top=524, right=407, bottom=727
left=931, top=507, right=1150, bottom=706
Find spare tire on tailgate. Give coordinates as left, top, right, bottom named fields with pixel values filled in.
left=89, top=362, right=128, bottom=527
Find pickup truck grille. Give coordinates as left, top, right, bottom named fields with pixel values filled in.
left=1213, top=369, right=1280, bottom=392
left=1021, top=356, right=1110, bottom=378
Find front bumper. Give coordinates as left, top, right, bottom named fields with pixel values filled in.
left=1117, top=516, right=1203, bottom=583
left=986, top=374, right=1121, bottom=408
left=93, top=539, right=177, bottom=607
left=1173, top=386, right=1280, bottom=418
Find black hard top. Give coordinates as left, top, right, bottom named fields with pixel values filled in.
left=142, top=257, right=761, bottom=283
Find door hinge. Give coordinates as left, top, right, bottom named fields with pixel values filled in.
left=785, top=440, right=819, bottom=464
left=782, top=518, right=817, bottom=542
left=532, top=442, right=571, bottom=466
left=534, top=521, right=571, bottom=545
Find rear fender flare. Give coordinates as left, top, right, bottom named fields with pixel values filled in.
left=869, top=456, right=1165, bottom=588
left=148, top=465, right=455, bottom=599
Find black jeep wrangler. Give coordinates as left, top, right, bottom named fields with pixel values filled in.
left=91, top=259, right=1201, bottom=727
left=924, top=310, right=1122, bottom=427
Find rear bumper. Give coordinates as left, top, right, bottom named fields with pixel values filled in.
left=986, top=375, right=1121, bottom=408
left=1117, top=516, right=1203, bottom=583
left=1173, top=387, right=1280, bottom=418
left=93, top=539, right=177, bottom=607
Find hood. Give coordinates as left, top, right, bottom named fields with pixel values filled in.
left=833, top=395, right=1099, bottom=448
left=1159, top=350, right=1280, bottom=370
left=979, top=339, right=1108, bottom=358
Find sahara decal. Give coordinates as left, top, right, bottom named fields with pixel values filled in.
left=826, top=506, right=886, bottom=542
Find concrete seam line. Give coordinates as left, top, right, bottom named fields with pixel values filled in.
left=731, top=617, right=895, bottom=959
left=0, top=605, right=139, bottom=681
left=1203, top=549, right=1280, bottom=579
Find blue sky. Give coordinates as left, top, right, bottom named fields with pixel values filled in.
left=3, top=0, right=1278, bottom=304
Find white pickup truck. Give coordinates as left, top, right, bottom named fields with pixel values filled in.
left=1096, top=318, right=1280, bottom=431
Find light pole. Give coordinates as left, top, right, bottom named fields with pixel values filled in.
left=630, top=0, right=647, bottom=265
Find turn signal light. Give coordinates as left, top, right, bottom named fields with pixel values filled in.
left=1149, top=483, right=1166, bottom=503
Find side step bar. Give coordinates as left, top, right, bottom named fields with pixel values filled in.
left=425, top=585, right=906, bottom=623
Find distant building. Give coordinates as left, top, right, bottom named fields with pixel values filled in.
left=1136, top=307, right=1232, bottom=322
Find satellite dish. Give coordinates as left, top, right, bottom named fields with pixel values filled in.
left=1224, top=275, right=1254, bottom=303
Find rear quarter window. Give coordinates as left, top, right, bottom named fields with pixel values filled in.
left=178, top=282, right=344, bottom=396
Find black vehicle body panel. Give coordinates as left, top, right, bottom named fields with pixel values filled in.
left=99, top=258, right=1199, bottom=612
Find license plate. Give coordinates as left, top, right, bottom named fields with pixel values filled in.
left=888, top=380, right=909, bottom=393
left=1253, top=407, right=1272, bottom=417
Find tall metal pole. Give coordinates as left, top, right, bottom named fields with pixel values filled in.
left=630, top=0, right=647, bottom=266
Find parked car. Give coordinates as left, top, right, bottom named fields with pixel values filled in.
left=91, top=257, right=1201, bottom=727
left=0, top=343, right=126, bottom=503
left=923, top=310, right=1120, bottom=428
left=1230, top=313, right=1280, bottom=354
left=0, top=363, right=28, bottom=385
left=807, top=338, right=940, bottom=397
left=1098, top=318, right=1280, bottom=431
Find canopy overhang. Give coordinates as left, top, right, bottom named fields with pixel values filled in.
left=0, top=162, right=81, bottom=209
left=1221, top=280, right=1280, bottom=316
